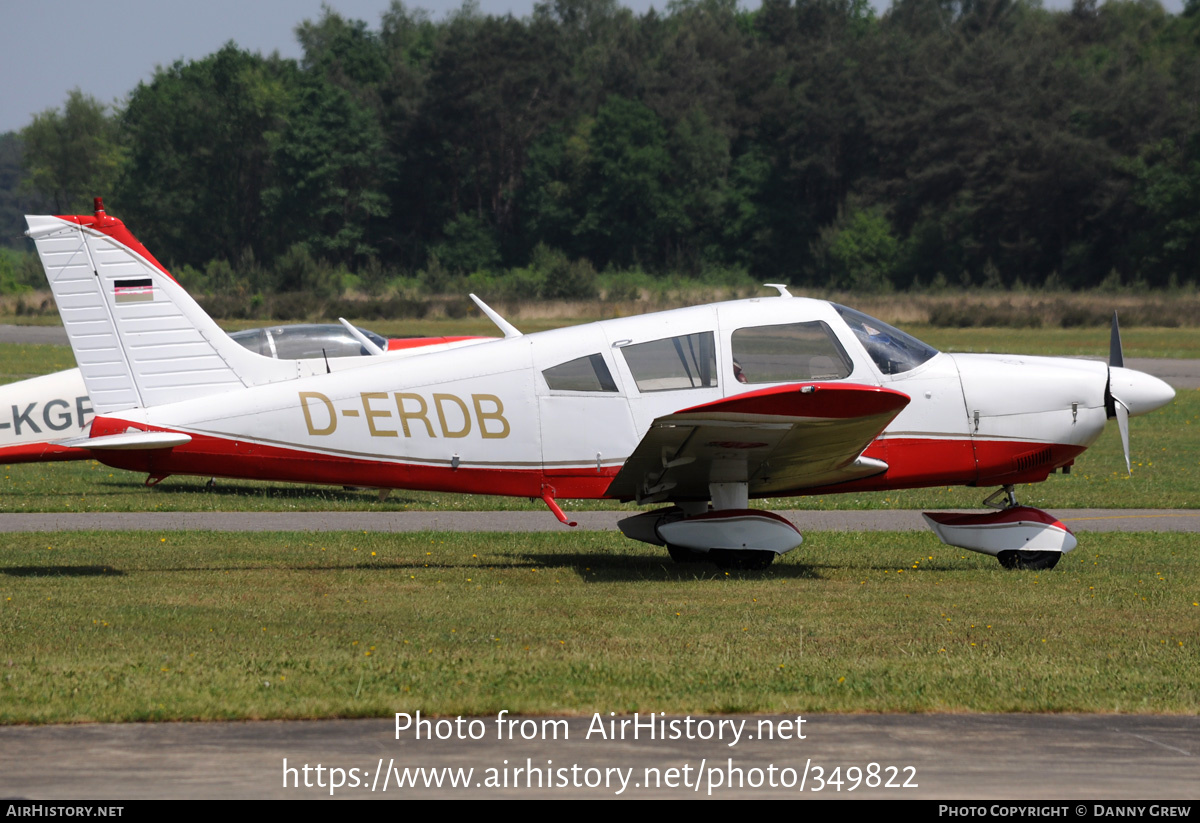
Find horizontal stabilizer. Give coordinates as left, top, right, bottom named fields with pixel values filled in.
left=60, top=431, right=192, bottom=450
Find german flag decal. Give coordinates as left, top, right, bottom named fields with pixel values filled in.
left=114, top=278, right=153, bottom=303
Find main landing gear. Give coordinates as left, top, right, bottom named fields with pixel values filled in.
left=923, top=485, right=1075, bottom=571
left=621, top=484, right=1075, bottom=572
left=664, top=542, right=776, bottom=570
left=618, top=484, right=803, bottom=571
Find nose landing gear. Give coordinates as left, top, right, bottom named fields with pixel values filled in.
left=996, top=549, right=1061, bottom=571
left=923, top=485, right=1074, bottom=570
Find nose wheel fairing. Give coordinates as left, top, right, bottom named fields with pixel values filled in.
left=923, top=506, right=1077, bottom=556
left=923, top=491, right=1076, bottom=571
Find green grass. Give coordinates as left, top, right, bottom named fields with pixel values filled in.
left=0, top=315, right=62, bottom=327
left=0, top=530, right=1195, bottom=722
left=0, top=344, right=77, bottom=383
left=912, top=326, right=1200, bottom=360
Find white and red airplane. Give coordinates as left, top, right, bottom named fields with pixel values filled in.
left=24, top=204, right=1175, bottom=570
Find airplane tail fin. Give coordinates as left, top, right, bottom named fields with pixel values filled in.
left=25, top=200, right=300, bottom=415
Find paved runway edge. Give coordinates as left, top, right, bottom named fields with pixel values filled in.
left=1, top=509, right=1198, bottom=532
left=2, top=714, right=1198, bottom=799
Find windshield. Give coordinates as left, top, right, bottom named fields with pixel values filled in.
left=833, top=305, right=938, bottom=375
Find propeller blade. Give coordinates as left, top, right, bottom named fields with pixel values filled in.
left=1114, top=397, right=1131, bottom=475
left=1109, top=311, right=1124, bottom=368
left=1109, top=312, right=1131, bottom=473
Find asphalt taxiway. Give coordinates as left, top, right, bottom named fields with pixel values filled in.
left=1, top=508, right=1199, bottom=533
left=2, top=714, right=1197, bottom=799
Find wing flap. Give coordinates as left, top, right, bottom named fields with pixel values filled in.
left=606, top=383, right=908, bottom=501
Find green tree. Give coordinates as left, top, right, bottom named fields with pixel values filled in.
left=429, top=212, right=501, bottom=274
left=1120, top=137, right=1200, bottom=286
left=727, top=0, right=880, bottom=281
left=0, top=133, right=30, bottom=245
left=296, top=7, right=390, bottom=111
left=519, top=117, right=594, bottom=261
left=578, top=95, right=682, bottom=269
left=116, top=45, right=296, bottom=268
left=412, top=8, right=570, bottom=257
left=873, top=0, right=1126, bottom=286
left=266, top=77, right=389, bottom=267
left=667, top=106, right=732, bottom=271
left=19, top=90, right=123, bottom=214
left=822, top=206, right=899, bottom=291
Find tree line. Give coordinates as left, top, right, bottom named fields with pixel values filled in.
left=3, top=0, right=1200, bottom=298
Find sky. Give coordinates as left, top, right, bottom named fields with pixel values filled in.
left=0, top=0, right=1185, bottom=135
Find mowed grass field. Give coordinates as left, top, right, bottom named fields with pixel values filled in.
left=1, top=531, right=1197, bottom=723
left=0, top=326, right=1197, bottom=723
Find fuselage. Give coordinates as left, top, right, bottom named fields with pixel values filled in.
left=83, top=295, right=1147, bottom=501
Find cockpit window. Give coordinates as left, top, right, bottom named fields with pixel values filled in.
left=834, top=304, right=938, bottom=375
left=543, top=354, right=619, bottom=392
left=229, top=324, right=387, bottom=360
left=731, top=321, right=853, bottom=384
left=229, top=328, right=271, bottom=357
left=621, top=332, right=717, bottom=392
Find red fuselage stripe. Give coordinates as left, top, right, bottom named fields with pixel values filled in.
left=385, top=336, right=491, bottom=350
left=84, top=418, right=1084, bottom=499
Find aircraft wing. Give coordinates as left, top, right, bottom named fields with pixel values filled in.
left=605, top=383, right=910, bottom=502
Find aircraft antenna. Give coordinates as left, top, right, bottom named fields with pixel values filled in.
left=338, top=317, right=385, bottom=355
left=763, top=283, right=793, bottom=297
left=469, top=294, right=522, bottom=338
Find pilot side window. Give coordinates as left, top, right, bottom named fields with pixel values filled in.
left=542, top=354, right=619, bottom=392
left=730, top=321, right=853, bottom=384
left=620, top=332, right=717, bottom=392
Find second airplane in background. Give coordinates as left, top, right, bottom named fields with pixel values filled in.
left=0, top=320, right=484, bottom=465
